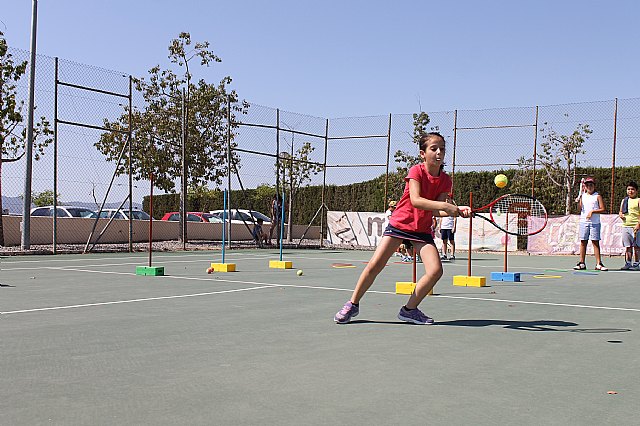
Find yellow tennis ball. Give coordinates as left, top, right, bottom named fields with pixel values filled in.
left=494, top=174, right=508, bottom=188
left=297, top=269, right=303, bottom=276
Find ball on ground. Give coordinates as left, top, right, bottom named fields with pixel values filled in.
left=494, top=174, right=508, bottom=188
left=206, top=267, right=214, bottom=274
left=297, top=269, right=304, bottom=276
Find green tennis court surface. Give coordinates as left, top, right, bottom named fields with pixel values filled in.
left=1, top=250, right=638, bottom=425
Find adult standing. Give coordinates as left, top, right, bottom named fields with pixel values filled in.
left=268, top=194, right=283, bottom=245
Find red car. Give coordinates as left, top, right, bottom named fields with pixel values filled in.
left=160, top=212, right=222, bottom=223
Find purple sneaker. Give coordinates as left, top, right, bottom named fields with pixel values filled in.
left=334, top=301, right=359, bottom=324
left=398, top=306, right=434, bottom=325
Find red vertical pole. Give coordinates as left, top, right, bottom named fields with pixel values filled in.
left=412, top=248, right=417, bottom=283
left=503, top=212, right=508, bottom=273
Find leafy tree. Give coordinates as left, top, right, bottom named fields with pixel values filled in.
left=389, top=112, right=437, bottom=201
left=32, top=190, right=59, bottom=207
left=0, top=32, right=53, bottom=245
left=254, top=183, right=276, bottom=211
left=516, top=118, right=592, bottom=214
left=95, top=32, right=247, bottom=193
left=276, top=141, right=322, bottom=240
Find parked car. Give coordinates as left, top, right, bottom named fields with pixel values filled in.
left=30, top=206, right=98, bottom=218
left=96, top=208, right=151, bottom=220
left=209, top=209, right=272, bottom=225
left=160, top=212, right=222, bottom=223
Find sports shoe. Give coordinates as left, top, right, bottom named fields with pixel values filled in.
left=632, top=263, right=640, bottom=271
left=401, top=256, right=412, bottom=262
left=397, top=306, right=434, bottom=325
left=450, top=255, right=456, bottom=260
left=621, top=262, right=632, bottom=270
left=573, top=262, right=586, bottom=270
left=334, top=301, right=359, bottom=324
left=595, top=263, right=608, bottom=271
left=440, top=255, right=448, bottom=261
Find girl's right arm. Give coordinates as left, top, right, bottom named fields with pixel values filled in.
left=408, top=180, right=470, bottom=217
left=408, top=179, right=456, bottom=216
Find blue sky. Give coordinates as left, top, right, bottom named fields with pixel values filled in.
left=3, top=0, right=639, bottom=118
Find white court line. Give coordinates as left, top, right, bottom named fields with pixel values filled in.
left=3, top=254, right=614, bottom=274
left=3, top=266, right=639, bottom=316
left=0, top=285, right=276, bottom=315
left=1, top=249, right=629, bottom=275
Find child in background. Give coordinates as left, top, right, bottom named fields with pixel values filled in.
left=574, top=177, right=608, bottom=271
left=618, top=180, right=640, bottom=270
left=439, top=193, right=457, bottom=260
left=334, top=132, right=471, bottom=325
left=268, top=194, right=283, bottom=245
left=385, top=200, right=397, bottom=222
left=252, top=218, right=268, bottom=247
left=397, top=240, right=413, bottom=262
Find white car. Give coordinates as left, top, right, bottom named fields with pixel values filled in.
left=209, top=209, right=272, bottom=225
left=30, top=206, right=98, bottom=218
left=96, top=208, right=151, bottom=220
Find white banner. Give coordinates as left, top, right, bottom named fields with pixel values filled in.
left=326, top=211, right=517, bottom=251
left=527, top=214, right=625, bottom=255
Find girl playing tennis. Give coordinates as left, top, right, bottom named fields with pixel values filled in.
left=334, top=132, right=471, bottom=325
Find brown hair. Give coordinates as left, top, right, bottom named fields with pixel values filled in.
left=418, top=132, right=445, bottom=151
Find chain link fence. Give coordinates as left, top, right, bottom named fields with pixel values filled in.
left=2, top=46, right=640, bottom=251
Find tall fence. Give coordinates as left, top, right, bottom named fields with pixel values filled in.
left=2, top=46, right=640, bottom=249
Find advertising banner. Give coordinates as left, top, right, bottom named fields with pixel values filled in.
left=527, top=214, right=625, bottom=255
left=326, top=211, right=517, bottom=251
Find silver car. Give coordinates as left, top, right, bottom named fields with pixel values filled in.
left=30, top=206, right=98, bottom=218
left=96, top=209, right=151, bottom=220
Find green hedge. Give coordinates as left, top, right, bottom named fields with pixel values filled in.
left=144, top=166, right=640, bottom=223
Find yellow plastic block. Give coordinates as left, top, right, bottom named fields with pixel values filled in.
left=453, top=275, right=486, bottom=287
left=269, top=260, right=293, bottom=269
left=453, top=275, right=468, bottom=286
left=395, top=282, right=416, bottom=295
left=466, top=276, right=487, bottom=287
left=210, top=263, right=236, bottom=272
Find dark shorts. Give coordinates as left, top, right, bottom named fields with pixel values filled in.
left=384, top=224, right=435, bottom=246
left=441, top=229, right=455, bottom=241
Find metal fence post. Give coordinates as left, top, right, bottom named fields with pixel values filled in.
left=384, top=113, right=392, bottom=210
left=53, top=57, right=58, bottom=253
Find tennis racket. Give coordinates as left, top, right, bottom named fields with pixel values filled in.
left=471, top=193, right=548, bottom=236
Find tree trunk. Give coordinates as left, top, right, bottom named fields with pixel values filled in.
left=565, top=179, right=572, bottom=216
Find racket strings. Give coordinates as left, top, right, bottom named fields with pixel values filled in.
left=491, top=195, right=547, bottom=235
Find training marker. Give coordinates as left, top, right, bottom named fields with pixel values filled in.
left=453, top=275, right=487, bottom=287
left=490, top=272, right=521, bottom=282
left=136, top=266, right=165, bottom=276
left=269, top=260, right=293, bottom=269
left=210, top=262, right=236, bottom=272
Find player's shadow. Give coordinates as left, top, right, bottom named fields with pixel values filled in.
left=436, top=319, right=578, bottom=331
left=349, top=320, right=407, bottom=325
left=0, top=282, right=15, bottom=287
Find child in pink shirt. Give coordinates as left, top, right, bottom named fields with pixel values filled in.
left=334, top=133, right=471, bottom=325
